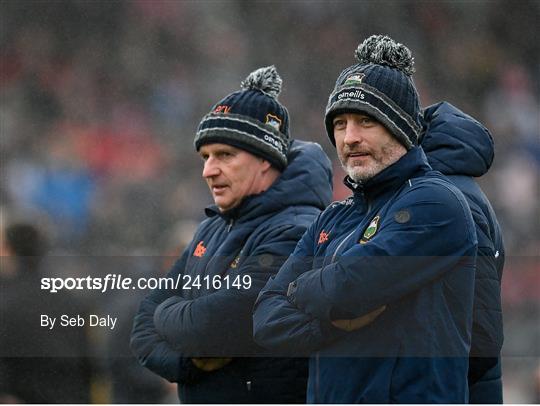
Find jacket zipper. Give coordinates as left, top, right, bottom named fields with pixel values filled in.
left=329, top=191, right=370, bottom=264
left=331, top=228, right=357, bottom=263
left=227, top=218, right=234, bottom=232
left=315, top=194, right=369, bottom=401
left=359, top=189, right=371, bottom=214
left=312, top=225, right=356, bottom=403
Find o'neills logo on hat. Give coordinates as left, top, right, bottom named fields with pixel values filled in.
left=263, top=134, right=283, bottom=152
left=344, top=73, right=365, bottom=86
left=265, top=113, right=282, bottom=131
left=337, top=89, right=365, bottom=101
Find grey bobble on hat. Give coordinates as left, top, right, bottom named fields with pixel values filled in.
left=325, top=35, right=422, bottom=149
left=194, top=66, right=290, bottom=170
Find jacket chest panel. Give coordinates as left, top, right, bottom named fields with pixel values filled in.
left=314, top=214, right=365, bottom=269
left=185, top=225, right=252, bottom=279
left=313, top=198, right=393, bottom=269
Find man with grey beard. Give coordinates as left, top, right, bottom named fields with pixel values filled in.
left=253, top=35, right=477, bottom=403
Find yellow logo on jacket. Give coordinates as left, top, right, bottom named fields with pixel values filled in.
left=360, top=215, right=380, bottom=244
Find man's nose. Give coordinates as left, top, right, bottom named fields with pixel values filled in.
left=343, top=122, right=363, bottom=146
left=202, top=158, right=220, bottom=178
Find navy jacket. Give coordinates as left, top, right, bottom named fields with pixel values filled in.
left=130, top=140, right=332, bottom=403
left=254, top=147, right=477, bottom=403
left=423, top=101, right=505, bottom=403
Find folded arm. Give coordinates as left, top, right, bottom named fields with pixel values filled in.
left=253, top=221, right=345, bottom=354
left=153, top=224, right=308, bottom=357
left=131, top=252, right=200, bottom=382
left=290, top=183, right=477, bottom=322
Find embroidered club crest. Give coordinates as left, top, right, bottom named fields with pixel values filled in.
left=344, top=73, right=366, bottom=86
left=360, top=215, right=380, bottom=244
left=265, top=113, right=282, bottom=131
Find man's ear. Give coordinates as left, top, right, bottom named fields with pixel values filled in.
left=259, top=158, right=272, bottom=173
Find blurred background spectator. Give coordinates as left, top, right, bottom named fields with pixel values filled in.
left=0, top=222, right=93, bottom=403
left=1, top=0, right=538, bottom=402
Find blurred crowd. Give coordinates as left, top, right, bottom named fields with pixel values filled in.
left=1, top=0, right=538, bottom=403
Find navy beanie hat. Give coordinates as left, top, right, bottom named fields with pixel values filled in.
left=194, top=66, right=290, bottom=170
left=325, top=35, right=422, bottom=150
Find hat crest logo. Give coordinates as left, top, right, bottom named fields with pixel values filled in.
left=344, top=73, right=366, bottom=86
left=265, top=113, right=282, bottom=131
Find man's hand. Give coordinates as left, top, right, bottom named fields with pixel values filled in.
left=331, top=306, right=386, bottom=332
left=191, top=357, right=233, bottom=372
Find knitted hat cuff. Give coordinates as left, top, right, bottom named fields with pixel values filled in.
left=325, top=83, right=420, bottom=149
left=195, top=113, right=288, bottom=170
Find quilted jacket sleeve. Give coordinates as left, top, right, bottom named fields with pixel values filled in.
left=130, top=251, right=200, bottom=383
left=465, top=192, right=504, bottom=385
left=290, top=181, right=478, bottom=322
left=253, top=220, right=344, bottom=354
left=152, top=223, right=309, bottom=357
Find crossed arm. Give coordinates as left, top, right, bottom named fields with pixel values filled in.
left=130, top=252, right=192, bottom=383
left=254, top=185, right=477, bottom=353
left=131, top=224, right=310, bottom=381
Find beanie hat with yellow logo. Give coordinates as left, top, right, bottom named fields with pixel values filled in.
left=195, top=66, right=290, bottom=170
left=325, top=35, right=422, bottom=150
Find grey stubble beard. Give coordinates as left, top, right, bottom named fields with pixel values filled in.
left=341, top=140, right=406, bottom=183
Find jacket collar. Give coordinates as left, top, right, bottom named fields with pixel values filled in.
left=204, top=193, right=262, bottom=221
left=344, top=146, right=431, bottom=201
